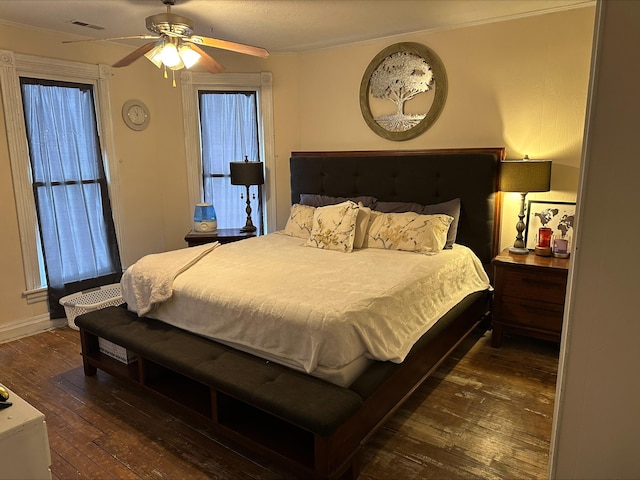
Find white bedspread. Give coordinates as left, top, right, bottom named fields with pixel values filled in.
left=121, top=233, right=490, bottom=378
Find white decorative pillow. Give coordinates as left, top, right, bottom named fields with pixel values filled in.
left=282, top=204, right=316, bottom=239
left=306, top=201, right=360, bottom=252
left=364, top=211, right=453, bottom=254
left=354, top=203, right=371, bottom=249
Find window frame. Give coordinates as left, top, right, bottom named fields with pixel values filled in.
left=0, top=50, right=124, bottom=303
left=180, top=71, right=276, bottom=233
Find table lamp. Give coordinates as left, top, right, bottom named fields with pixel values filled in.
left=230, top=156, right=264, bottom=232
left=499, top=156, right=552, bottom=254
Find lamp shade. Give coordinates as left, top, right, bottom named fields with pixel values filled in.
left=499, top=159, right=552, bottom=193
left=230, top=160, right=264, bottom=186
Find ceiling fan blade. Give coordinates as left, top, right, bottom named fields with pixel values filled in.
left=189, top=44, right=225, bottom=74
left=113, top=42, right=158, bottom=68
left=187, top=35, right=269, bottom=58
left=63, top=35, right=160, bottom=44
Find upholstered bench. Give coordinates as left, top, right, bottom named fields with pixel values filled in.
left=75, top=305, right=364, bottom=437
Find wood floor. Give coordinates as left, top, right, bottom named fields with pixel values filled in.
left=0, top=326, right=558, bottom=479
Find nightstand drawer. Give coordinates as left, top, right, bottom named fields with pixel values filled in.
left=501, top=268, right=566, bottom=304
left=500, top=296, right=564, bottom=333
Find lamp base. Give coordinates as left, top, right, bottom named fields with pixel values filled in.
left=509, top=246, right=529, bottom=255
left=239, top=184, right=257, bottom=233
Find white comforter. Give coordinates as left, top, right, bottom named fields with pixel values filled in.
left=121, top=233, right=490, bottom=375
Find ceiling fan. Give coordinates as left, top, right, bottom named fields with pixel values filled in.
left=64, top=0, right=269, bottom=84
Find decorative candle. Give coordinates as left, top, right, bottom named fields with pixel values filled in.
left=553, top=238, right=569, bottom=254
left=538, top=227, right=552, bottom=248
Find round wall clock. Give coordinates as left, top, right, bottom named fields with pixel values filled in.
left=122, top=99, right=150, bottom=131
left=360, top=42, right=447, bottom=141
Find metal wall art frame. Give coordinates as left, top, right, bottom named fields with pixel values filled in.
left=359, top=42, right=448, bottom=141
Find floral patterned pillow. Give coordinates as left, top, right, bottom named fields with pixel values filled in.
left=305, top=201, right=360, bottom=252
left=364, top=211, right=453, bottom=254
left=374, top=198, right=461, bottom=249
left=353, top=203, right=371, bottom=249
left=282, top=204, right=316, bottom=238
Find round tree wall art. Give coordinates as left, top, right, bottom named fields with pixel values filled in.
left=360, top=42, right=447, bottom=141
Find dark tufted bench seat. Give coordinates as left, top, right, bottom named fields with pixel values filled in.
left=75, top=305, right=364, bottom=437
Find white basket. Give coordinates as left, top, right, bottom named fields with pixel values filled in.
left=59, top=283, right=124, bottom=330
left=98, top=337, right=136, bottom=364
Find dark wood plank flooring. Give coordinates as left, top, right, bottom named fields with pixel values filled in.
left=0, top=327, right=558, bottom=479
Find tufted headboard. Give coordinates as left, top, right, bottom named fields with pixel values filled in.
left=289, top=148, right=505, bottom=265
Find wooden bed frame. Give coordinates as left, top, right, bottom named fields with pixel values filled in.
left=75, top=147, right=505, bottom=480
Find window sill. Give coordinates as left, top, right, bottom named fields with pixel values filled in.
left=22, top=287, right=47, bottom=305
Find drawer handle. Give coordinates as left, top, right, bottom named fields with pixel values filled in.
left=520, top=303, right=561, bottom=314
left=522, top=278, right=561, bottom=288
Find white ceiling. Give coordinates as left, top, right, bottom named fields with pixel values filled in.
left=0, top=0, right=594, bottom=54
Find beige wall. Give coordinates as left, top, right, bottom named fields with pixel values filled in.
left=0, top=7, right=594, bottom=338
left=295, top=7, right=595, bottom=250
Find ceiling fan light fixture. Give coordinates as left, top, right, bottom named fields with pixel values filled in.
left=144, top=43, right=164, bottom=68
left=160, top=41, right=181, bottom=68
left=100, top=0, right=267, bottom=86
left=179, top=44, right=201, bottom=69
left=169, top=60, right=185, bottom=71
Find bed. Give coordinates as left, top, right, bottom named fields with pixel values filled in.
left=75, top=147, right=505, bottom=480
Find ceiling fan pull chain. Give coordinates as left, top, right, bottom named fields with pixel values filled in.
left=172, top=69, right=177, bottom=88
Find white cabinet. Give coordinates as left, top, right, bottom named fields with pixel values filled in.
left=0, top=387, right=51, bottom=480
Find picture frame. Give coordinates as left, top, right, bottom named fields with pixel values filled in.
left=525, top=200, right=576, bottom=250
left=359, top=42, right=448, bottom=141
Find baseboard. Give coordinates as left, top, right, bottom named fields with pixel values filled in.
left=0, top=314, right=67, bottom=344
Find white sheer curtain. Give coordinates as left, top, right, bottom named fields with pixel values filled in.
left=21, top=79, right=121, bottom=314
left=199, top=91, right=260, bottom=229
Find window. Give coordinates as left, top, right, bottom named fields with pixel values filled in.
left=181, top=71, right=276, bottom=234
left=199, top=91, right=261, bottom=230
left=0, top=50, right=124, bottom=311
left=20, top=78, right=121, bottom=317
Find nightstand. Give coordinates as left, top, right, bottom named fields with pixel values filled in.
left=185, top=228, right=256, bottom=247
left=491, top=247, right=570, bottom=347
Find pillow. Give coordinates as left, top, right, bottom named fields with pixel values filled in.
left=364, top=211, right=453, bottom=254
left=300, top=193, right=378, bottom=209
left=353, top=203, right=371, bottom=249
left=374, top=198, right=461, bottom=249
left=306, top=201, right=360, bottom=252
left=282, top=204, right=316, bottom=238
